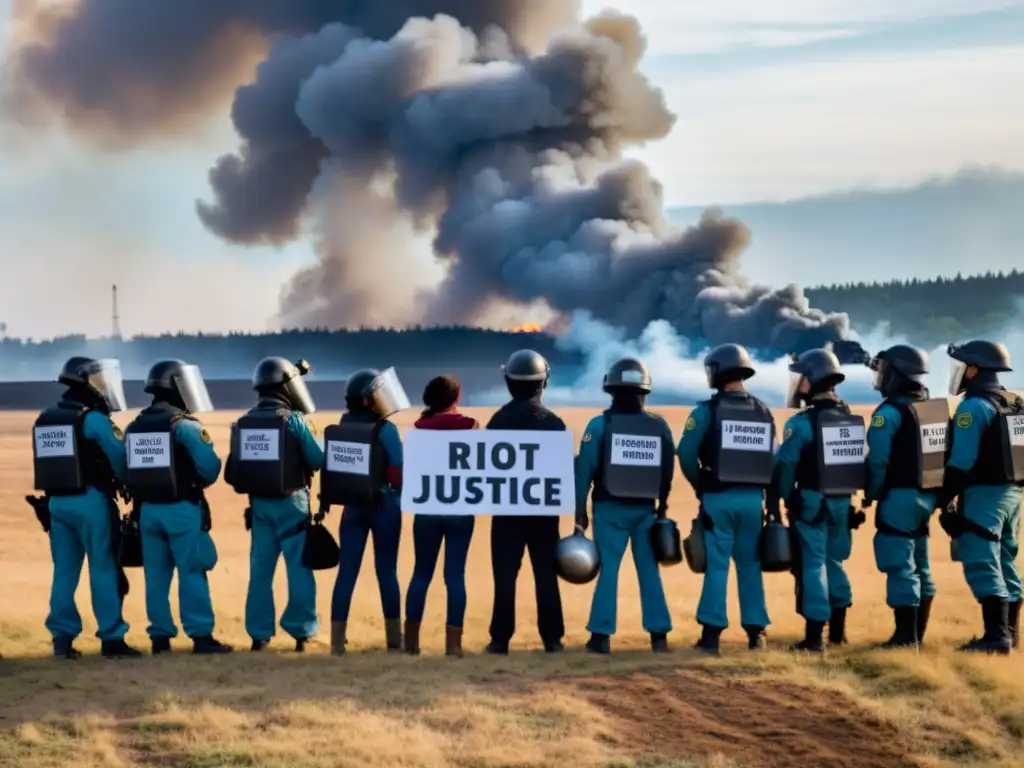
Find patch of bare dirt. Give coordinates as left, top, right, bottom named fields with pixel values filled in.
left=568, top=670, right=916, bottom=768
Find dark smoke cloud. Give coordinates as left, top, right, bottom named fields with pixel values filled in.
left=6, top=0, right=854, bottom=357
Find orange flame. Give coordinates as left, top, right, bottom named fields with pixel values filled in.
left=511, top=323, right=543, bottom=333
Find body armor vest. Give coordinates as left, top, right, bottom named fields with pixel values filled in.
left=796, top=400, right=865, bottom=495
left=697, top=392, right=774, bottom=493
left=595, top=410, right=666, bottom=502
left=963, top=390, right=1024, bottom=486
left=229, top=402, right=309, bottom=498
left=321, top=411, right=387, bottom=508
left=32, top=402, right=116, bottom=496
left=124, top=405, right=203, bottom=504
left=880, top=397, right=949, bottom=494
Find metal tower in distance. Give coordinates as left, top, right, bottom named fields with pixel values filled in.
left=111, top=284, right=122, bottom=341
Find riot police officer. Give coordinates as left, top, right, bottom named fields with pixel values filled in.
left=31, top=357, right=140, bottom=659
left=773, top=348, right=865, bottom=652
left=322, top=368, right=408, bottom=655
left=575, top=358, right=674, bottom=654
left=486, top=350, right=567, bottom=654
left=124, top=360, right=231, bottom=654
left=678, top=344, right=775, bottom=653
left=226, top=358, right=324, bottom=652
left=938, top=340, right=1023, bottom=654
left=864, top=345, right=948, bottom=648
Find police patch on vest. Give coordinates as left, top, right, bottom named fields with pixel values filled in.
left=112, top=424, right=124, bottom=440
left=871, top=414, right=884, bottom=428
left=821, top=424, right=865, bottom=465
left=956, top=413, right=973, bottom=429
left=239, top=429, right=279, bottom=461
left=920, top=422, right=947, bottom=453
left=1010, top=415, right=1024, bottom=446
left=34, top=425, right=75, bottom=457
left=326, top=441, right=370, bottom=475
left=784, top=427, right=793, bottom=440
left=200, top=428, right=213, bottom=444
left=582, top=432, right=592, bottom=442
left=610, top=434, right=660, bottom=466
left=685, top=416, right=696, bottom=431
left=720, top=420, right=771, bottom=451
left=127, top=432, right=171, bottom=468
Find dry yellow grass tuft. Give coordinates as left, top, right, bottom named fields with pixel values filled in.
left=1, top=407, right=1023, bottom=767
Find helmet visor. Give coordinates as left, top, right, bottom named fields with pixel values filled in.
left=705, top=365, right=715, bottom=389
left=367, top=367, right=410, bottom=418
left=172, top=364, right=214, bottom=413
left=284, top=376, right=316, bottom=414
left=786, top=372, right=804, bottom=408
left=869, top=357, right=887, bottom=392
left=85, top=359, right=128, bottom=412
left=948, top=359, right=968, bottom=397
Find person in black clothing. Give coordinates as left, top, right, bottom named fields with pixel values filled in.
left=486, top=349, right=567, bottom=654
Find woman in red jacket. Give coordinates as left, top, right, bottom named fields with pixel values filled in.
left=404, top=375, right=478, bottom=657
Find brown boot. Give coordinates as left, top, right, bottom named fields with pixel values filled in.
left=331, top=621, right=347, bottom=656
left=404, top=620, right=421, bottom=655
left=385, top=619, right=403, bottom=652
left=445, top=626, right=463, bottom=658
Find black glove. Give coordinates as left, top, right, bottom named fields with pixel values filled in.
left=699, top=506, right=714, bottom=531
left=655, top=500, right=668, bottom=520
left=939, top=502, right=962, bottom=538
left=118, top=486, right=133, bottom=506
left=848, top=504, right=867, bottom=530
left=575, top=508, right=589, bottom=532
left=244, top=507, right=253, bottom=531
left=26, top=495, right=51, bottom=533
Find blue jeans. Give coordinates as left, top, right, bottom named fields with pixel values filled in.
left=405, top=515, right=475, bottom=628
left=331, top=493, right=402, bottom=622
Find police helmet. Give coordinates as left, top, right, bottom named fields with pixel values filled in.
left=502, top=350, right=550, bottom=385
left=603, top=357, right=652, bottom=394
left=870, top=345, right=928, bottom=396
left=946, top=340, right=1012, bottom=396
left=59, top=356, right=99, bottom=389
left=703, top=344, right=755, bottom=389
left=144, top=359, right=214, bottom=413
left=253, top=357, right=315, bottom=413
left=787, top=348, right=844, bottom=407
left=345, top=369, right=380, bottom=400
left=344, top=368, right=410, bottom=418
left=58, top=356, right=128, bottom=413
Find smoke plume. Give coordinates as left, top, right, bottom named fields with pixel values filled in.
left=6, top=0, right=855, bottom=357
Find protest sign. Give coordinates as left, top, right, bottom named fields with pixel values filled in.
left=401, top=429, right=575, bottom=516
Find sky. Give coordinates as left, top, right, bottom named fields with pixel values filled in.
left=0, top=0, right=1022, bottom=339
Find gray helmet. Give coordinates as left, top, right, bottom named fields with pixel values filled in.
left=787, top=348, right=844, bottom=407
left=603, top=357, right=652, bottom=393
left=555, top=530, right=600, bottom=584
left=947, top=340, right=1012, bottom=395
left=870, top=345, right=928, bottom=396
left=253, top=357, right=315, bottom=413
left=703, top=344, right=755, bottom=389
left=58, top=356, right=127, bottom=413
left=144, top=359, right=214, bottom=413
left=502, top=349, right=549, bottom=384
left=344, top=367, right=410, bottom=418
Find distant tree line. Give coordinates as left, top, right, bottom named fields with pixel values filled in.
left=806, top=269, right=1024, bottom=347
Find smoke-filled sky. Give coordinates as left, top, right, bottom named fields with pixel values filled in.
left=0, top=0, right=1022, bottom=341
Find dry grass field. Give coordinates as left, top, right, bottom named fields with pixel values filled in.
left=1, top=406, right=1023, bottom=767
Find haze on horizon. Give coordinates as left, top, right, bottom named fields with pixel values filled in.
left=0, top=0, right=1022, bottom=340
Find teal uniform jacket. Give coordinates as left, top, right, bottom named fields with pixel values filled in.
left=946, top=394, right=1023, bottom=602
left=137, top=415, right=223, bottom=640
left=678, top=398, right=771, bottom=630
left=773, top=401, right=854, bottom=621
left=575, top=412, right=673, bottom=636
left=241, top=410, right=326, bottom=643
left=865, top=397, right=937, bottom=607
left=46, top=408, right=131, bottom=642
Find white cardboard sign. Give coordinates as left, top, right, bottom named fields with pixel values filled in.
left=127, top=432, right=171, bottom=469
left=721, top=420, right=772, bottom=452
left=239, top=428, right=280, bottom=461
left=821, top=425, right=865, bottom=465
left=920, top=423, right=948, bottom=454
left=326, top=440, right=371, bottom=475
left=34, top=426, right=75, bottom=458
left=609, top=434, right=660, bottom=466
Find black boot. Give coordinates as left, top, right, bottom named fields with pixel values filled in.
left=586, top=633, right=611, bottom=654
left=485, top=640, right=509, bottom=655
left=52, top=636, right=81, bottom=660
left=958, top=597, right=1012, bottom=655
left=650, top=632, right=670, bottom=653
left=295, top=638, right=308, bottom=653
left=151, top=637, right=171, bottom=655
left=694, top=624, right=722, bottom=655
left=744, top=625, right=767, bottom=651
left=792, top=620, right=825, bottom=652
left=917, top=597, right=933, bottom=645
left=543, top=639, right=565, bottom=653
left=1009, top=601, right=1021, bottom=650
left=193, top=636, right=234, bottom=655
left=250, top=640, right=269, bottom=652
left=879, top=606, right=918, bottom=649
left=101, top=639, right=143, bottom=658
left=828, top=607, right=848, bottom=646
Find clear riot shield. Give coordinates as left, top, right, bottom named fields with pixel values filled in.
left=173, top=364, right=214, bottom=413
left=786, top=372, right=804, bottom=408
left=284, top=374, right=316, bottom=414
left=86, top=359, right=128, bottom=412
left=368, top=367, right=410, bottom=418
